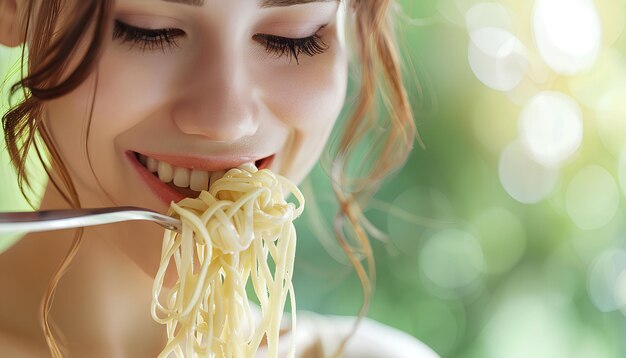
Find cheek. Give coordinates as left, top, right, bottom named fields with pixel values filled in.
left=93, top=49, right=183, bottom=133
left=258, top=52, right=348, bottom=133
left=41, top=49, right=183, bottom=203
left=255, top=49, right=348, bottom=182
left=43, top=76, right=99, bottom=187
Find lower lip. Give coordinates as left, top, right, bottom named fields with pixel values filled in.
left=126, top=152, right=185, bottom=207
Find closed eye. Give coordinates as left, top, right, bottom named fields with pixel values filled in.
left=113, top=19, right=330, bottom=62
left=113, top=20, right=186, bottom=52
left=253, top=32, right=329, bottom=64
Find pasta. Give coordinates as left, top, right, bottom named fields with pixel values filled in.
left=151, top=164, right=304, bottom=358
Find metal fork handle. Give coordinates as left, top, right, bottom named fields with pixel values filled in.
left=0, top=206, right=182, bottom=234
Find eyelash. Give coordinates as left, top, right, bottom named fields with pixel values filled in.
left=112, top=20, right=329, bottom=63
left=113, top=20, right=185, bottom=52
left=252, top=33, right=328, bottom=64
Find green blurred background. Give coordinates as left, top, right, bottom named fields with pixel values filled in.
left=3, top=0, right=626, bottom=356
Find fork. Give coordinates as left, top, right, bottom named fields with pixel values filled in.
left=0, top=206, right=182, bottom=234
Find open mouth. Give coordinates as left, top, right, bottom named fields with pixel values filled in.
left=128, top=151, right=274, bottom=204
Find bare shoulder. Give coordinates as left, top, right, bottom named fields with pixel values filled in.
left=296, top=312, right=440, bottom=358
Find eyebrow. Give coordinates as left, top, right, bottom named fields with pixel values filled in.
left=161, top=0, right=338, bottom=8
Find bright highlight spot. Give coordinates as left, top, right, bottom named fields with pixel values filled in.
left=419, top=229, right=484, bottom=290
left=468, top=28, right=528, bottom=91
left=533, top=0, right=602, bottom=74
left=519, top=91, right=583, bottom=168
left=565, top=165, right=619, bottom=230
left=588, top=249, right=626, bottom=312
left=498, top=141, right=558, bottom=204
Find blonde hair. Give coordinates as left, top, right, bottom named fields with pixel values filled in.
left=2, top=0, right=417, bottom=356
left=327, top=1, right=418, bottom=353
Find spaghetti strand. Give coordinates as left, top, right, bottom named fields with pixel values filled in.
left=151, top=166, right=304, bottom=358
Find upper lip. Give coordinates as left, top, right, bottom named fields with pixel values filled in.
left=130, top=151, right=274, bottom=172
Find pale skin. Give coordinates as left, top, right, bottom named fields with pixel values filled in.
left=0, top=0, right=347, bottom=356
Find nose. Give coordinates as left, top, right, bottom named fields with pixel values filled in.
left=172, top=50, right=258, bottom=142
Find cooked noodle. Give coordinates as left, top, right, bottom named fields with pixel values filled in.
left=151, top=164, right=304, bottom=358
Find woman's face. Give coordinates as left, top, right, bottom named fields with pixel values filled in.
left=41, top=0, right=347, bottom=272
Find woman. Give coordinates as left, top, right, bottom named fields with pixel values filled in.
left=0, top=0, right=437, bottom=356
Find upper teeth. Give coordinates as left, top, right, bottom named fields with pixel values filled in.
left=139, top=154, right=231, bottom=192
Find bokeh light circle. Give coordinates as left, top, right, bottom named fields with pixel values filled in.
left=465, top=2, right=513, bottom=33
left=498, top=141, right=559, bottom=204
left=387, top=186, right=455, bottom=253
left=468, top=27, right=528, bottom=91
left=568, top=50, right=626, bottom=110
left=587, top=249, right=626, bottom=312
left=565, top=165, right=619, bottom=230
left=483, top=294, right=572, bottom=358
left=519, top=91, right=583, bottom=168
left=419, top=229, right=484, bottom=290
left=533, top=0, right=602, bottom=75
